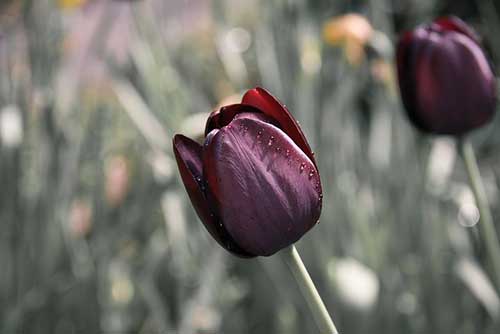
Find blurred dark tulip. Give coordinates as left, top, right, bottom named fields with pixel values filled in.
left=397, top=16, right=497, bottom=135
left=173, top=88, right=322, bottom=257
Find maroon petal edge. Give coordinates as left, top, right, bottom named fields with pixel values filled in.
left=433, top=16, right=480, bottom=44
left=205, top=104, right=263, bottom=136
left=242, top=87, right=316, bottom=165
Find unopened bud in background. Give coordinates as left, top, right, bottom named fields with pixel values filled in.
left=105, top=155, right=131, bottom=208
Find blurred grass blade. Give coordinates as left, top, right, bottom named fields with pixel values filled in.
left=455, top=257, right=500, bottom=320
left=112, top=79, right=170, bottom=151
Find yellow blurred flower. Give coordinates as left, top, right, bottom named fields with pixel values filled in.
left=58, top=0, right=86, bottom=9
left=323, top=14, right=373, bottom=65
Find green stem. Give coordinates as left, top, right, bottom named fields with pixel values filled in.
left=281, top=245, right=339, bottom=334
left=459, top=138, right=500, bottom=291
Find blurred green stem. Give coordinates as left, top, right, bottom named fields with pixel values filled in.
left=281, top=245, right=339, bottom=334
left=459, top=138, right=500, bottom=291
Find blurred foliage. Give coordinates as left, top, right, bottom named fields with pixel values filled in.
left=1, top=0, right=500, bottom=333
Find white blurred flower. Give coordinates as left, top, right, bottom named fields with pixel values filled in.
left=328, top=257, right=380, bottom=311
left=458, top=202, right=480, bottom=227
left=426, top=138, right=456, bottom=194
left=451, top=184, right=479, bottom=227
left=0, top=105, right=23, bottom=148
left=223, top=27, right=251, bottom=54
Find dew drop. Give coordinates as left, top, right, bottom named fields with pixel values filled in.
left=308, top=170, right=316, bottom=179
left=256, top=130, right=263, bottom=142
left=285, top=149, right=290, bottom=157
left=299, top=163, right=306, bottom=173
left=276, top=147, right=281, bottom=153
left=268, top=135, right=275, bottom=146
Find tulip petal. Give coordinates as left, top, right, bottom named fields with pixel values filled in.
left=413, top=31, right=495, bottom=134
left=205, top=104, right=263, bottom=135
left=173, top=135, right=254, bottom=257
left=232, top=112, right=276, bottom=124
left=434, top=16, right=480, bottom=44
left=203, top=118, right=322, bottom=256
left=397, top=21, right=496, bottom=135
left=397, top=29, right=429, bottom=131
left=242, top=87, right=316, bottom=165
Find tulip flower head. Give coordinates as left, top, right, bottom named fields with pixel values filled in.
left=397, top=16, right=497, bottom=135
left=173, top=88, right=322, bottom=257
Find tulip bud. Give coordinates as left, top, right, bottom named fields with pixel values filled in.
left=173, top=87, right=322, bottom=257
left=328, top=258, right=380, bottom=311
left=396, top=16, right=497, bottom=135
left=68, top=198, right=93, bottom=238
left=105, top=155, right=131, bottom=208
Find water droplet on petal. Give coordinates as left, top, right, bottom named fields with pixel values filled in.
left=256, top=130, right=263, bottom=142
left=299, top=163, right=306, bottom=173
left=239, top=123, right=248, bottom=133
left=268, top=135, right=275, bottom=146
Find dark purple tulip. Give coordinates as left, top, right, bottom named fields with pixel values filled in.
left=397, top=16, right=497, bottom=135
left=173, top=87, right=322, bottom=257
